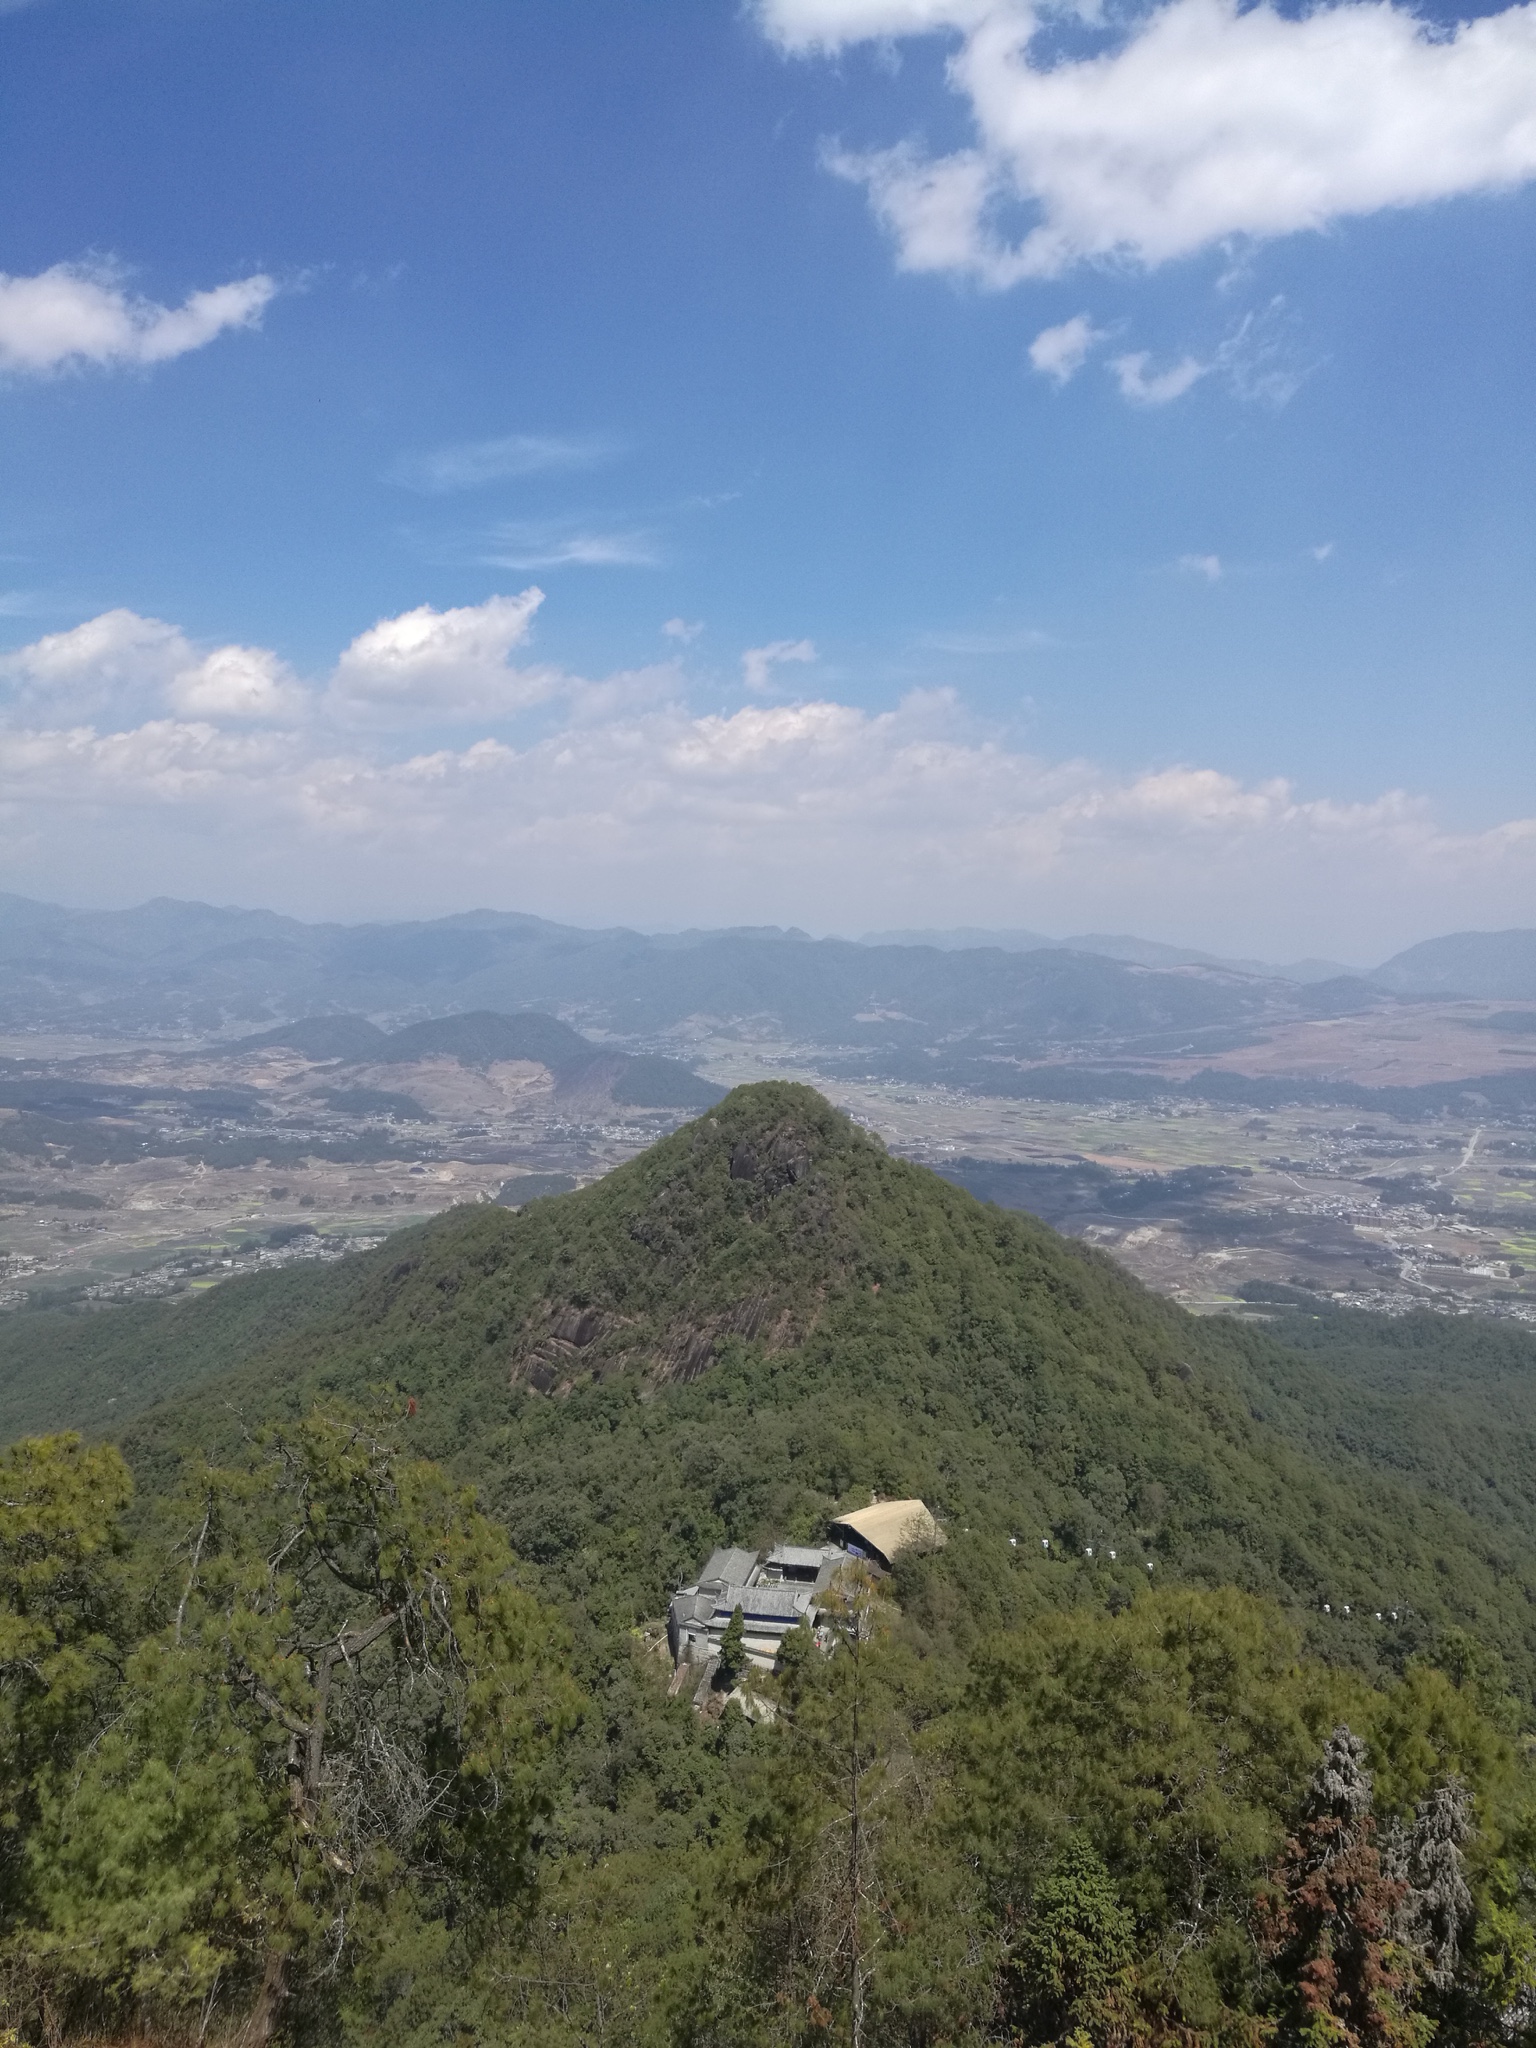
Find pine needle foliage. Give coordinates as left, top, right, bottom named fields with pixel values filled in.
left=1, top=1410, right=577, bottom=2045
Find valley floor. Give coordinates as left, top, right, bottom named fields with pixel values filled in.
left=0, top=1031, right=691, bottom=1308
left=690, top=1024, right=1536, bottom=1325
left=3, top=996, right=1534, bottom=1325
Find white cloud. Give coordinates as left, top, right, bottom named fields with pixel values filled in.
left=1178, top=552, right=1222, bottom=580
left=0, top=676, right=1531, bottom=957
left=793, top=0, right=1536, bottom=280
left=0, top=263, right=276, bottom=375
left=1112, top=350, right=1207, bottom=404
left=4, top=602, right=1535, bottom=955
left=0, top=590, right=597, bottom=733
left=481, top=520, right=660, bottom=570
left=0, top=717, right=295, bottom=802
left=168, top=644, right=306, bottom=722
left=329, top=590, right=553, bottom=721
left=389, top=433, right=615, bottom=493
left=742, top=637, right=817, bottom=693
left=0, top=609, right=307, bottom=725
left=827, top=142, right=999, bottom=277
left=1029, top=312, right=1106, bottom=384
left=0, top=608, right=189, bottom=718
left=663, top=617, right=705, bottom=643
left=1311, top=542, right=1335, bottom=562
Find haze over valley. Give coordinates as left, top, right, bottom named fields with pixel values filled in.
left=2, top=891, right=1532, bottom=1325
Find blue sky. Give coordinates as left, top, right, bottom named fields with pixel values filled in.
left=0, top=0, right=1533, bottom=957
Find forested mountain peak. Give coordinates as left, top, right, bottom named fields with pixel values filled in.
left=265, top=1077, right=1188, bottom=1407
left=103, top=1084, right=1536, bottom=1705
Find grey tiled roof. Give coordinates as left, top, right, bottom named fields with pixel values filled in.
left=670, top=1581, right=816, bottom=1627
left=702, top=1582, right=814, bottom=1623
left=699, top=1546, right=759, bottom=1587
left=671, top=1590, right=716, bottom=1626
left=766, top=1543, right=829, bottom=1571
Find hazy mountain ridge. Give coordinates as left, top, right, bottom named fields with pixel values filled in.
left=0, top=892, right=1376, bottom=1045
left=862, top=925, right=1359, bottom=982
left=864, top=924, right=1536, bottom=998
left=241, top=1008, right=726, bottom=1111
left=3, top=896, right=1532, bottom=1125
left=1372, top=928, right=1536, bottom=998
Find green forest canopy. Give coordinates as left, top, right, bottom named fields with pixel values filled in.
left=4, top=1083, right=1536, bottom=2045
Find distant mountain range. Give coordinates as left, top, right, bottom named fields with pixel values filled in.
left=231, top=1007, right=722, bottom=1110
left=862, top=927, right=1357, bottom=983
left=865, top=924, right=1536, bottom=999
left=0, top=892, right=1334, bottom=1051
left=1369, top=927, right=1536, bottom=999
left=0, top=895, right=1530, bottom=1056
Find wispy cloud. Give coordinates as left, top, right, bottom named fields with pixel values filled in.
left=664, top=617, right=705, bottom=643
left=388, top=432, right=618, bottom=493
left=1217, top=298, right=1310, bottom=406
left=1028, top=313, right=1106, bottom=386
left=479, top=519, right=660, bottom=570
left=0, top=261, right=275, bottom=376
left=742, top=637, right=816, bottom=693
left=1106, top=300, right=1307, bottom=410
left=1178, top=553, right=1223, bottom=581
left=1111, top=351, right=1207, bottom=406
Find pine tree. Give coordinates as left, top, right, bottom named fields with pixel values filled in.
left=22, top=1406, right=577, bottom=2043
left=718, top=1603, right=747, bottom=1689
left=1012, top=1836, right=1135, bottom=2046
left=0, top=1434, right=131, bottom=1936
left=1262, top=1725, right=1428, bottom=2048
left=722, top=1563, right=996, bottom=2048
left=1403, top=1779, right=1473, bottom=1992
